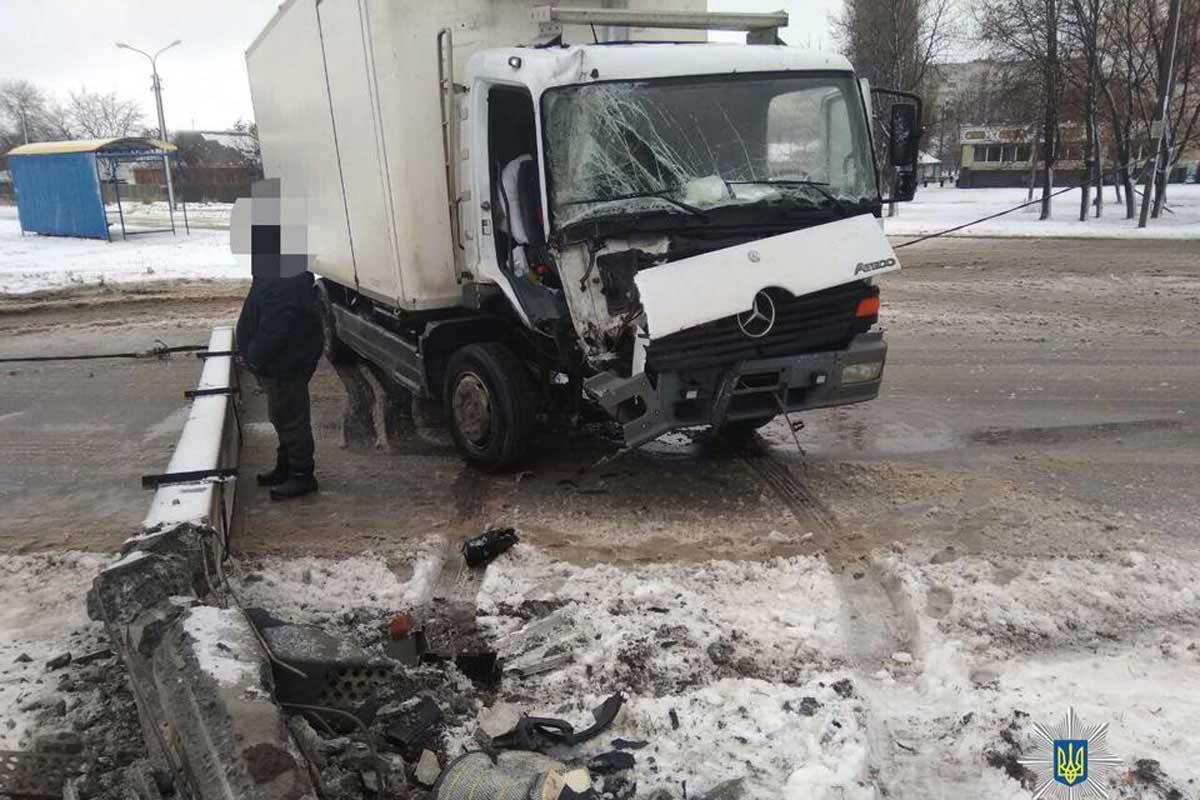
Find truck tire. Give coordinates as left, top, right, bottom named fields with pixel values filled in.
left=315, top=282, right=357, bottom=366
left=443, top=342, right=534, bottom=471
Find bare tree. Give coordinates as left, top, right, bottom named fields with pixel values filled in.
left=0, top=80, right=50, bottom=144
left=1063, top=0, right=1107, bottom=219
left=977, top=0, right=1067, bottom=218
left=834, top=0, right=958, bottom=96
left=834, top=0, right=956, bottom=213
left=64, top=88, right=144, bottom=139
left=1098, top=0, right=1158, bottom=217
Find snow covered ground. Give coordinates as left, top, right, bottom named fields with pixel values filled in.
left=226, top=538, right=1200, bottom=800
left=0, top=209, right=246, bottom=295
left=102, top=201, right=234, bottom=230
left=0, top=552, right=109, bottom=749
left=885, top=183, right=1200, bottom=240
left=1, top=182, right=1195, bottom=295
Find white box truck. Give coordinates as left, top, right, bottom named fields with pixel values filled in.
left=247, top=1, right=924, bottom=469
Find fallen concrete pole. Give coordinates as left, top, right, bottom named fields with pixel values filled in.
left=88, top=326, right=317, bottom=800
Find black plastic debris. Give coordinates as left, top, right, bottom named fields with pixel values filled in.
left=669, top=708, right=680, bottom=730
left=381, top=696, right=444, bottom=758
left=831, top=678, right=854, bottom=698
left=493, top=692, right=625, bottom=752
left=421, top=650, right=502, bottom=688
left=611, top=738, right=649, bottom=751
left=587, top=751, right=636, bottom=774
left=463, top=527, right=519, bottom=568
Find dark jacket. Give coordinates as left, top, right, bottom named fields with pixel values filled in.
left=236, top=272, right=324, bottom=378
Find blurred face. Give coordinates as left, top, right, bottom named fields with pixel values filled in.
left=230, top=178, right=311, bottom=278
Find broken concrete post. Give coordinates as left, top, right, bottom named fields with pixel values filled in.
left=152, top=606, right=315, bottom=799
left=83, top=326, right=317, bottom=799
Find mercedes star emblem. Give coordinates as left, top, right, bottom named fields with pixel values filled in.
left=737, top=290, right=777, bottom=338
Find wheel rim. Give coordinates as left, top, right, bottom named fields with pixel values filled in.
left=452, top=372, right=493, bottom=447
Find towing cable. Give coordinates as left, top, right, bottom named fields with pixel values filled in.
left=0, top=340, right=220, bottom=365
left=894, top=156, right=1174, bottom=250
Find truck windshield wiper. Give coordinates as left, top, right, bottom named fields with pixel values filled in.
left=562, top=190, right=708, bottom=220
left=727, top=179, right=850, bottom=217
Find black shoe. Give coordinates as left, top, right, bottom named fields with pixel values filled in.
left=256, top=463, right=290, bottom=487
left=269, top=473, right=319, bottom=501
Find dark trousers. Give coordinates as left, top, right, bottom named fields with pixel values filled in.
left=259, top=364, right=317, bottom=476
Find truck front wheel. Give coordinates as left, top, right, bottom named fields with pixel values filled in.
left=443, top=343, right=534, bottom=471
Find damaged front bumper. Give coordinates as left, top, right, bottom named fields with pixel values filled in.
left=584, top=331, right=888, bottom=448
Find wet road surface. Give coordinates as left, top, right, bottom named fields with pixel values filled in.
left=1, top=237, right=1197, bottom=566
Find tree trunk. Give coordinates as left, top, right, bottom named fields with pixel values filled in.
left=1028, top=131, right=1040, bottom=202
left=1040, top=0, right=1058, bottom=221
left=1152, top=133, right=1171, bottom=217
left=1140, top=0, right=1183, bottom=227
left=1079, top=114, right=1093, bottom=222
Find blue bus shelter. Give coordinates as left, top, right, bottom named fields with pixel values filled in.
left=7, top=137, right=186, bottom=240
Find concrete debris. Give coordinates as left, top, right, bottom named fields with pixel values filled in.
left=509, top=651, right=571, bottom=678
left=701, top=777, right=747, bottom=800
left=783, top=697, right=822, bottom=717
left=415, top=748, right=442, bottom=786
left=891, top=651, right=914, bottom=664
left=46, top=652, right=72, bottom=670
left=33, top=730, right=83, bottom=754
left=73, top=648, right=114, bottom=666
left=155, top=605, right=316, bottom=798
left=385, top=627, right=429, bottom=666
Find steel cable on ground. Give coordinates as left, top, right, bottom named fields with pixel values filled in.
left=0, top=341, right=209, bottom=364
left=894, top=158, right=1175, bottom=250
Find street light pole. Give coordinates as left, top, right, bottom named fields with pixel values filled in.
left=116, top=39, right=182, bottom=210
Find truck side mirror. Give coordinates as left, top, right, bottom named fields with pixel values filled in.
left=870, top=87, right=924, bottom=204
left=889, top=104, right=919, bottom=168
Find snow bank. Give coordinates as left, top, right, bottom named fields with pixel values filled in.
left=0, top=214, right=247, bottom=294
left=229, top=544, right=445, bottom=626
left=886, top=184, right=1200, bottom=240
left=0, top=552, right=109, bottom=748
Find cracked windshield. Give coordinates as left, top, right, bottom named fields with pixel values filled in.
left=544, top=74, right=877, bottom=227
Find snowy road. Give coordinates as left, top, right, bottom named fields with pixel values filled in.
left=1, top=236, right=1198, bottom=798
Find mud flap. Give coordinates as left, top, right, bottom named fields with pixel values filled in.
left=634, top=213, right=900, bottom=340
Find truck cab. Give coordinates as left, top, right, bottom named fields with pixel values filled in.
left=451, top=40, right=920, bottom=460
left=247, top=3, right=923, bottom=470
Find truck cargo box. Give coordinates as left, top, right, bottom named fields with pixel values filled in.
left=246, top=0, right=704, bottom=312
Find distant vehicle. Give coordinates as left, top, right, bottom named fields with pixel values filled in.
left=247, top=0, right=923, bottom=469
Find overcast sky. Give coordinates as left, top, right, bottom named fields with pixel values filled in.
left=0, top=0, right=841, bottom=133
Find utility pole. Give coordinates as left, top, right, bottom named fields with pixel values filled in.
left=1138, top=0, right=1181, bottom=228
left=116, top=39, right=182, bottom=210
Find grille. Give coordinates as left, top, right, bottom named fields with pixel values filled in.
left=646, top=281, right=876, bottom=373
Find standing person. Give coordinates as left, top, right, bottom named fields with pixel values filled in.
left=232, top=179, right=324, bottom=500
